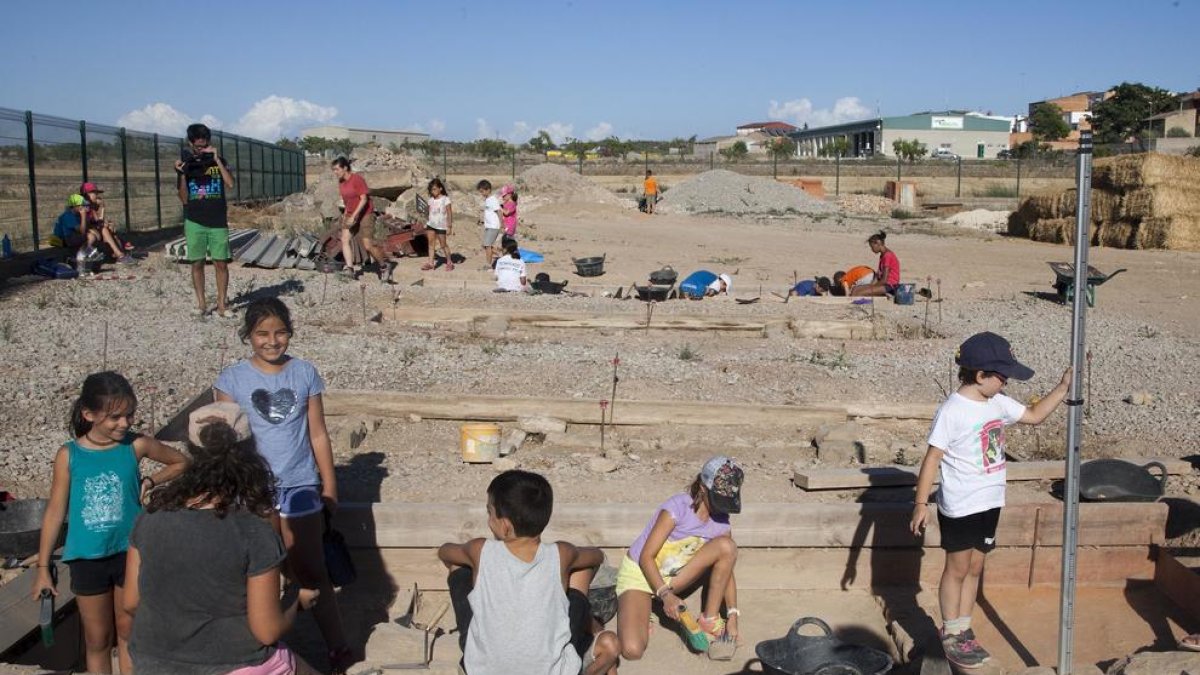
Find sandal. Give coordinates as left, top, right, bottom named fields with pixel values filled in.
left=698, top=614, right=726, bottom=641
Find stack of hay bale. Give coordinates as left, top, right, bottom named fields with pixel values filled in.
left=1007, top=153, right=1200, bottom=251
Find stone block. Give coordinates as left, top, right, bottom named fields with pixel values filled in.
left=517, top=416, right=568, bottom=434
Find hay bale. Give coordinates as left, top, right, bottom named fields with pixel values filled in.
left=1135, top=216, right=1200, bottom=251
left=1093, top=153, right=1200, bottom=192
left=1118, top=186, right=1200, bottom=220
left=1028, top=218, right=1074, bottom=244
left=1095, top=221, right=1139, bottom=249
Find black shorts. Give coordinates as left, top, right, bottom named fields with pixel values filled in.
left=67, top=551, right=127, bottom=596
left=937, top=507, right=1001, bottom=553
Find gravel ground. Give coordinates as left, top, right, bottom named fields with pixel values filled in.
left=657, top=169, right=836, bottom=215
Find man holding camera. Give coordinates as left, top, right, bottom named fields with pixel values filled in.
left=176, top=123, right=235, bottom=318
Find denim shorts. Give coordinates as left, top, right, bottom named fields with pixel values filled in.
left=276, top=485, right=323, bottom=519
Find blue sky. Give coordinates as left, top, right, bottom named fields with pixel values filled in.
left=2, top=0, right=1196, bottom=143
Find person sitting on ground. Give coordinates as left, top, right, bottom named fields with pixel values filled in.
left=832, top=265, right=874, bottom=296
left=850, top=231, right=900, bottom=297
left=125, top=402, right=318, bottom=675
left=617, top=456, right=743, bottom=661
left=790, top=276, right=833, bottom=298
left=678, top=271, right=732, bottom=299
left=80, top=182, right=134, bottom=263
left=50, top=193, right=87, bottom=249
left=438, top=470, right=621, bottom=675
left=493, top=240, right=530, bottom=293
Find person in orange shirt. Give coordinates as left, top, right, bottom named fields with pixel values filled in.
left=642, top=170, right=659, bottom=214
left=833, top=265, right=875, bottom=296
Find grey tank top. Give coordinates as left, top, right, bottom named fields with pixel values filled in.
left=464, top=539, right=581, bottom=675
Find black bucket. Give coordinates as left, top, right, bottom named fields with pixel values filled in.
left=635, top=284, right=673, bottom=302
left=0, top=499, right=50, bottom=559
left=756, top=617, right=893, bottom=675
left=532, top=273, right=569, bottom=295
left=1079, top=459, right=1166, bottom=502
left=649, top=266, right=678, bottom=285
left=573, top=254, right=606, bottom=277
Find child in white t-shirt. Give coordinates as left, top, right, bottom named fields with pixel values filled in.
left=477, top=180, right=502, bottom=269
left=910, top=332, right=1070, bottom=669
left=493, top=241, right=529, bottom=293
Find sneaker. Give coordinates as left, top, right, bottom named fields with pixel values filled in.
left=378, top=260, right=396, bottom=283
left=942, top=629, right=988, bottom=669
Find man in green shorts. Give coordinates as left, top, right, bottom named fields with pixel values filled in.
left=176, top=123, right=236, bottom=318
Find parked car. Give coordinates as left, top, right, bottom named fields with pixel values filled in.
left=996, top=149, right=1013, bottom=160
left=932, top=148, right=959, bottom=160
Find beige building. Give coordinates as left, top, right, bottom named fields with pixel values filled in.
left=300, top=125, right=430, bottom=147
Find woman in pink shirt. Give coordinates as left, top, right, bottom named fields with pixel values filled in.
left=851, top=230, right=901, bottom=297
left=332, top=157, right=393, bottom=281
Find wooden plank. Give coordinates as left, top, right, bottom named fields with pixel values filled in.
left=1154, top=550, right=1200, bottom=621
left=794, top=457, right=1193, bottom=491
left=355, top=546, right=1154, bottom=593
left=0, top=562, right=74, bottom=656
left=332, top=501, right=1168, bottom=549
left=323, top=390, right=937, bottom=426
left=154, top=387, right=215, bottom=443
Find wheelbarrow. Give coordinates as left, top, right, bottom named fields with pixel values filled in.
left=1079, top=459, right=1166, bottom=502
left=755, top=617, right=893, bottom=675
left=573, top=254, right=606, bottom=277
left=1048, top=262, right=1126, bottom=308
left=0, top=499, right=50, bottom=560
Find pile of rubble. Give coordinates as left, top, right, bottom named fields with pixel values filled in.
left=836, top=193, right=896, bottom=216
left=515, top=163, right=633, bottom=212
left=657, top=170, right=836, bottom=216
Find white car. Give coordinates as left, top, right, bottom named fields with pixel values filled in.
left=932, top=149, right=959, bottom=160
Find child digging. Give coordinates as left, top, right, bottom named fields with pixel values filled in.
left=617, top=456, right=743, bottom=661
left=438, top=470, right=620, bottom=675
left=911, top=332, right=1071, bottom=669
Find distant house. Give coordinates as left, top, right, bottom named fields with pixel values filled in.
left=299, top=125, right=430, bottom=148
left=1016, top=90, right=1112, bottom=150
left=693, top=132, right=771, bottom=157
left=1144, top=90, right=1199, bottom=155
left=791, top=111, right=1012, bottom=159
left=736, top=121, right=799, bottom=137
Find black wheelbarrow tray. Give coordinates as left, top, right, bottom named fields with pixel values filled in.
left=1079, top=459, right=1166, bottom=502
left=0, top=499, right=50, bottom=559
left=755, top=617, right=893, bottom=675
left=1047, top=262, right=1126, bottom=308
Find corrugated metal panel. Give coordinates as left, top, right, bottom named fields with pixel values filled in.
left=255, top=236, right=291, bottom=269
left=238, top=233, right=274, bottom=264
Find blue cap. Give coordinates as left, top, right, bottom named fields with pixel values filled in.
left=956, top=332, right=1035, bottom=381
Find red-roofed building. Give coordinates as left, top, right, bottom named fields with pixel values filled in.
left=736, top=121, right=798, bottom=137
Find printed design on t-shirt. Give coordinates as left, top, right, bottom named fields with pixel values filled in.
left=81, top=471, right=124, bottom=531
left=655, top=535, right=704, bottom=578
left=251, top=388, right=298, bottom=424
left=187, top=166, right=225, bottom=202
left=976, top=419, right=1007, bottom=474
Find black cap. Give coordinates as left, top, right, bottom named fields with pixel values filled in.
left=956, top=332, right=1035, bottom=381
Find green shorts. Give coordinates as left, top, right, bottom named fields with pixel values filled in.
left=184, top=219, right=231, bottom=262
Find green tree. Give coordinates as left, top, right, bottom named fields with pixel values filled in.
left=719, top=140, right=748, bottom=162
left=474, top=138, right=510, bottom=160
left=817, top=137, right=849, bottom=158
left=1090, top=82, right=1177, bottom=145
left=1166, top=126, right=1192, bottom=138
left=597, top=136, right=631, bottom=158
left=298, top=136, right=354, bottom=156
left=525, top=130, right=555, bottom=154
left=275, top=137, right=300, bottom=150
left=1029, top=103, right=1070, bottom=142
left=563, top=138, right=591, bottom=159
left=766, top=137, right=798, bottom=160
left=891, top=138, right=927, bottom=162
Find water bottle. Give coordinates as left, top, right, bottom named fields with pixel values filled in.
left=76, top=247, right=88, bottom=270
left=1, top=234, right=11, bottom=258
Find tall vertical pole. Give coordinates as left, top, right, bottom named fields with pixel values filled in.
left=234, top=137, right=242, bottom=202
left=80, top=120, right=88, bottom=183
left=1057, top=130, right=1093, bottom=675
left=153, top=134, right=162, bottom=228
left=119, top=128, right=131, bottom=232
left=955, top=156, right=962, bottom=198
left=835, top=152, right=841, bottom=196
left=896, top=155, right=902, bottom=182
left=511, top=148, right=516, bottom=180
left=1016, top=156, right=1023, bottom=198
left=442, top=145, right=447, bottom=179
left=25, top=111, right=40, bottom=250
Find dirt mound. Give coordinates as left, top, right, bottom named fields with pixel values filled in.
left=837, top=194, right=895, bottom=216
left=515, top=164, right=632, bottom=212
left=657, top=170, right=835, bottom=215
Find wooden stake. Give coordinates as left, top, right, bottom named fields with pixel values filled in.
left=936, top=277, right=943, bottom=324
left=360, top=283, right=368, bottom=323
left=608, top=354, right=621, bottom=426
left=102, top=320, right=109, bottom=371
left=599, top=400, right=608, bottom=458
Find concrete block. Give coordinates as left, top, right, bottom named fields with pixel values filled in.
left=813, top=422, right=865, bottom=463
left=518, top=416, right=568, bottom=434
left=588, top=457, right=620, bottom=474
left=500, top=429, right=527, bottom=456
left=1106, top=651, right=1200, bottom=675
left=545, top=431, right=602, bottom=450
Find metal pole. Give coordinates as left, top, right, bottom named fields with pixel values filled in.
left=153, top=134, right=162, bottom=228
left=955, top=156, right=962, bottom=198
left=119, top=128, right=131, bottom=232
left=1016, top=156, right=1022, bottom=198
left=835, top=153, right=841, bottom=196
left=234, top=136, right=242, bottom=201
left=442, top=145, right=447, bottom=179
left=80, top=120, right=88, bottom=183
left=896, top=154, right=902, bottom=182
left=1057, top=130, right=1093, bottom=675
left=511, top=149, right=516, bottom=180
left=25, top=111, right=40, bottom=250
left=710, top=151, right=714, bottom=171
left=772, top=149, right=778, bottom=179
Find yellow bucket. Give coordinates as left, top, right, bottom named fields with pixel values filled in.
left=460, top=423, right=501, bottom=463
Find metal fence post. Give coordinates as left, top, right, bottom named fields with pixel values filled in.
left=234, top=137, right=242, bottom=201
left=80, top=120, right=88, bottom=183
left=897, top=155, right=902, bottom=182
left=119, top=128, right=131, bottom=232
left=710, top=152, right=714, bottom=170
left=1016, top=157, right=1022, bottom=198
left=153, top=133, right=162, bottom=228
left=25, top=111, right=39, bottom=250
left=247, top=140, right=255, bottom=201
left=956, top=156, right=962, bottom=198
left=442, top=145, right=447, bottom=179
left=835, top=153, right=841, bottom=196
left=772, top=151, right=778, bottom=180
left=511, top=149, right=516, bottom=180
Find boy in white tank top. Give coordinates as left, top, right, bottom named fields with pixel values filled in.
left=438, top=470, right=620, bottom=675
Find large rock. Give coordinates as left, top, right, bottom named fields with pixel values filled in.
left=813, top=422, right=865, bottom=464
left=1106, top=651, right=1200, bottom=675
left=518, top=416, right=568, bottom=434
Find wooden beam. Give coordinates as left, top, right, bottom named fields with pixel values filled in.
left=1154, top=550, right=1200, bottom=621
left=351, top=545, right=1154, bottom=592
left=794, top=458, right=1193, bottom=491
left=0, top=563, right=74, bottom=656
left=323, top=390, right=937, bottom=426
left=331, top=501, right=1168, bottom=549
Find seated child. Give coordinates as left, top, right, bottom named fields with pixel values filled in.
left=493, top=240, right=530, bottom=293
left=791, top=276, right=832, bottom=297
left=833, top=265, right=875, bottom=296
left=50, top=194, right=87, bottom=249
left=679, top=271, right=732, bottom=299
left=439, top=470, right=620, bottom=675
left=616, top=456, right=743, bottom=661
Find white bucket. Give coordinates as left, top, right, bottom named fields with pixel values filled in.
left=460, top=423, right=501, bottom=463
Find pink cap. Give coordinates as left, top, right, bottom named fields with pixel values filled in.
left=80, top=182, right=104, bottom=194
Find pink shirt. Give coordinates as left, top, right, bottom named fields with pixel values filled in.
left=501, top=200, right=518, bottom=235
left=878, top=250, right=900, bottom=286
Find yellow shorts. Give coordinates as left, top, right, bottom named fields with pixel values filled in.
left=615, top=555, right=654, bottom=597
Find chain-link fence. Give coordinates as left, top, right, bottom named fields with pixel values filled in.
left=0, top=107, right=306, bottom=251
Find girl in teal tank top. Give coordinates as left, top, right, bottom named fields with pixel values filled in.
left=33, top=372, right=189, bottom=675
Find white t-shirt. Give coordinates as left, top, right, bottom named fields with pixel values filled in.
left=926, top=392, right=1026, bottom=518
left=494, top=256, right=527, bottom=291
left=427, top=195, right=451, bottom=230
left=483, top=195, right=501, bottom=230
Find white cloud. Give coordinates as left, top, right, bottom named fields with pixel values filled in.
left=230, top=95, right=337, bottom=141
left=540, top=123, right=573, bottom=145
left=475, top=119, right=581, bottom=145
left=475, top=118, right=495, bottom=139
left=585, top=122, right=614, bottom=141
left=427, top=118, right=446, bottom=134
left=767, top=96, right=873, bottom=128
left=118, top=96, right=336, bottom=140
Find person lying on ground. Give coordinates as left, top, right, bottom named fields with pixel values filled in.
left=438, top=470, right=621, bottom=675
left=617, top=456, right=743, bottom=661
left=790, top=276, right=833, bottom=297
left=678, top=270, right=733, bottom=299
left=494, top=240, right=531, bottom=293
left=850, top=231, right=900, bottom=297
left=832, top=266, right=874, bottom=296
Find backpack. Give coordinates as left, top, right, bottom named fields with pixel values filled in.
left=31, top=258, right=78, bottom=280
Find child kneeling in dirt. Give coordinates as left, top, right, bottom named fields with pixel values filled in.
left=616, top=456, right=743, bottom=661
left=439, top=470, right=620, bottom=675
left=493, top=240, right=531, bottom=293
left=911, top=332, right=1071, bottom=669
